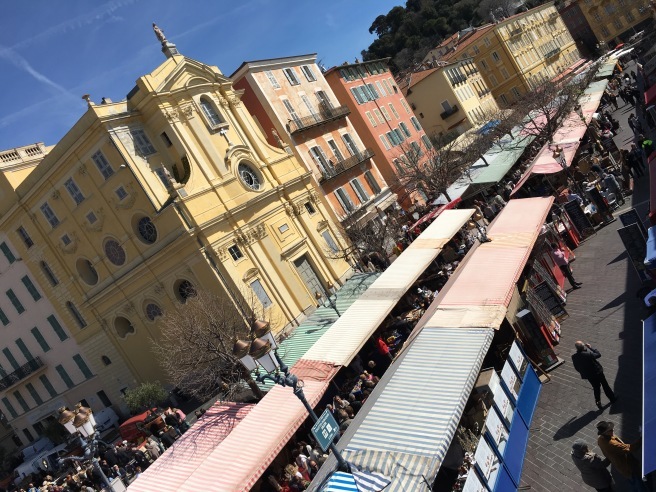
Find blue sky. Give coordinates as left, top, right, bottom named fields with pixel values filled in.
left=0, top=0, right=401, bottom=150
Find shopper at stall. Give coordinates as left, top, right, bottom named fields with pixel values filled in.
left=550, top=243, right=582, bottom=289
left=596, top=421, right=646, bottom=491
left=572, top=341, right=617, bottom=409
left=571, top=439, right=613, bottom=492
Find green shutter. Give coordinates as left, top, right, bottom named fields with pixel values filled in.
left=6, top=290, right=24, bottom=314
left=73, top=354, right=93, bottom=379
left=25, top=383, right=43, bottom=405
left=1, top=397, right=17, bottom=418
left=0, top=243, right=15, bottom=263
left=39, top=375, right=57, bottom=398
left=47, top=315, right=68, bottom=341
left=2, top=348, right=19, bottom=371
left=0, top=309, right=8, bottom=326
left=21, top=276, right=41, bottom=301
left=13, top=390, right=30, bottom=412
left=31, top=327, right=50, bottom=352
left=55, top=364, right=74, bottom=389
left=15, top=338, right=33, bottom=362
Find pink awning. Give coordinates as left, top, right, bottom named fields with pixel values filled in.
left=411, top=197, right=462, bottom=229
left=128, top=402, right=254, bottom=492
left=646, top=84, right=656, bottom=106
left=177, top=361, right=339, bottom=491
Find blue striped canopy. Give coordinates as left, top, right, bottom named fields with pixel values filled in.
left=322, top=472, right=358, bottom=492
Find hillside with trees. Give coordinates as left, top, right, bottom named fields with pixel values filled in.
left=363, top=0, right=542, bottom=73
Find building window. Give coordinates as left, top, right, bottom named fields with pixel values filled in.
left=97, top=390, right=112, bottom=407
left=341, top=133, right=359, bottom=156
left=613, top=18, right=623, bottom=29
left=492, top=52, right=501, bottom=62
left=282, top=99, right=300, bottom=123
left=23, top=428, right=34, bottom=443
left=0, top=309, right=8, bottom=326
left=388, top=103, right=400, bottom=119
left=300, top=65, right=316, bottom=82
left=65, top=302, right=86, bottom=328
left=55, top=364, right=75, bottom=389
left=228, top=245, right=243, bottom=261
left=61, top=234, right=72, bottom=247
left=400, top=99, right=411, bottom=114
left=47, top=314, right=68, bottom=341
left=500, top=94, right=509, bottom=105
left=92, top=150, right=114, bottom=180
left=40, top=261, right=59, bottom=286
left=63, top=178, right=84, bottom=205
left=626, top=11, right=634, bottom=21
left=0, top=242, right=15, bottom=264
left=511, top=87, right=521, bottom=98
left=101, top=355, right=112, bottom=366
left=322, top=231, right=339, bottom=253
left=3, top=348, right=19, bottom=371
left=309, top=146, right=331, bottom=172
left=376, top=80, right=387, bottom=97
left=283, top=67, right=300, bottom=85
left=480, top=59, right=488, bottom=70
left=73, top=354, right=93, bottom=379
left=6, top=289, right=24, bottom=314
left=86, top=211, right=97, bottom=224
left=137, top=217, right=158, bottom=244
left=421, top=135, right=433, bottom=149
left=115, top=186, right=128, bottom=201
left=304, top=202, right=316, bottom=215
left=13, top=390, right=30, bottom=413
left=400, top=122, right=412, bottom=137
left=350, top=179, right=369, bottom=203
left=199, top=97, right=225, bottom=128
left=410, top=116, right=422, bottom=132
left=379, top=134, right=391, bottom=151
left=39, top=375, right=57, bottom=398
left=31, top=327, right=50, bottom=352
left=594, top=12, right=603, bottom=22
left=365, top=111, right=378, bottom=127
left=15, top=338, right=33, bottom=363
left=40, top=202, right=60, bottom=229
left=250, top=279, right=272, bottom=308
left=104, top=239, right=126, bottom=266
left=25, top=383, right=43, bottom=406
left=410, top=141, right=423, bottom=159
left=2, top=398, right=17, bottom=419
left=327, top=140, right=345, bottom=162
left=17, top=227, right=33, bottom=248
left=364, top=171, right=381, bottom=194
left=600, top=26, right=610, bottom=36
left=176, top=280, right=197, bottom=302
left=380, top=106, right=392, bottom=121
left=21, top=276, right=41, bottom=302
left=335, top=187, right=355, bottom=213
left=265, top=70, right=280, bottom=89
left=160, top=131, right=173, bottom=147
left=373, top=109, right=385, bottom=124
left=145, top=303, right=163, bottom=321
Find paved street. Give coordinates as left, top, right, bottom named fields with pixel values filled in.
left=521, top=69, right=651, bottom=491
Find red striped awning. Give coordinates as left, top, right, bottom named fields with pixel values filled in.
left=127, top=402, right=254, bottom=492
left=645, top=84, right=656, bottom=106
left=650, top=154, right=656, bottom=226
left=177, top=362, right=339, bottom=491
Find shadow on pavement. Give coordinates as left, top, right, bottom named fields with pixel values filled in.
left=607, top=251, right=628, bottom=265
left=599, top=291, right=629, bottom=311
left=553, top=409, right=605, bottom=440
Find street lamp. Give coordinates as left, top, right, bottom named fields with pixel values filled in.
left=233, top=325, right=350, bottom=472
left=467, top=212, right=491, bottom=243
left=315, top=282, right=341, bottom=317
left=57, top=404, right=115, bottom=491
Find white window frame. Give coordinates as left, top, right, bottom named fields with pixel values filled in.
left=130, top=128, right=156, bottom=156
left=92, top=150, right=114, bottom=180
left=334, top=187, right=355, bottom=213
left=350, top=178, right=369, bottom=203
left=265, top=70, right=280, bottom=89
left=228, top=245, right=243, bottom=261
left=388, top=103, right=400, bottom=119
left=199, top=97, right=225, bottom=129
left=380, top=134, right=391, bottom=151
left=300, top=65, right=316, bottom=82
left=283, top=67, right=300, bottom=86
left=366, top=111, right=378, bottom=127
left=64, top=178, right=84, bottom=205
left=374, top=109, right=385, bottom=124
left=400, top=99, right=412, bottom=114
left=380, top=106, right=392, bottom=121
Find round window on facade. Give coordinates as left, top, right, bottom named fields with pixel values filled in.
left=135, top=216, right=158, bottom=244
left=104, top=239, right=126, bottom=266
left=76, top=258, right=99, bottom=285
left=237, top=162, right=262, bottom=191
left=114, top=316, right=135, bottom=339
left=145, top=303, right=163, bottom=321
left=175, top=279, right=197, bottom=302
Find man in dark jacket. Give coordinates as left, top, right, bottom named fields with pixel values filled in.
left=571, top=439, right=613, bottom=491
left=572, top=341, right=617, bottom=409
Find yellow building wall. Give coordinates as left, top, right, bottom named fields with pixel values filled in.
left=580, top=0, right=652, bottom=43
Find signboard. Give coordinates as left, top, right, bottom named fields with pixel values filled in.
left=311, top=409, right=340, bottom=452
left=484, top=407, right=509, bottom=455
left=474, top=438, right=501, bottom=488
left=501, top=361, right=520, bottom=400
left=563, top=200, right=595, bottom=238
left=618, top=224, right=650, bottom=283
left=620, top=208, right=648, bottom=238
left=493, top=386, right=514, bottom=427
left=533, top=282, right=567, bottom=321
left=462, top=469, right=488, bottom=492
left=508, top=341, right=528, bottom=379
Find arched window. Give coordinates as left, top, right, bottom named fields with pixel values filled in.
left=66, top=301, right=87, bottom=328
left=101, top=355, right=112, bottom=366
left=175, top=280, right=197, bottom=302
left=199, top=97, right=224, bottom=128
left=40, top=261, right=59, bottom=286
left=114, top=317, right=135, bottom=339
left=76, top=258, right=99, bottom=285
left=145, top=303, right=163, bottom=321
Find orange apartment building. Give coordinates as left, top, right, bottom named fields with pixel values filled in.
left=324, top=59, right=432, bottom=208
left=231, top=54, right=396, bottom=228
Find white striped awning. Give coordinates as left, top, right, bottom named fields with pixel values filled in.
left=302, top=209, right=474, bottom=367
left=340, top=327, right=494, bottom=491
left=322, top=472, right=359, bottom=491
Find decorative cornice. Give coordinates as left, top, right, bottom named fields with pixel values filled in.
left=316, top=220, right=328, bottom=232
left=284, top=201, right=301, bottom=216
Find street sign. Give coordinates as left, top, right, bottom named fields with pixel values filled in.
left=311, top=409, right=340, bottom=452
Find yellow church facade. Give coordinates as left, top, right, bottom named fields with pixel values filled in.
left=0, top=39, right=350, bottom=410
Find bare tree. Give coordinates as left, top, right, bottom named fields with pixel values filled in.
left=152, top=290, right=271, bottom=402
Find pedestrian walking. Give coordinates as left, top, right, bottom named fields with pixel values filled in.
left=596, top=421, right=647, bottom=491
left=629, top=144, right=645, bottom=177
left=571, top=439, right=613, bottom=491
left=628, top=114, right=642, bottom=134
left=550, top=243, right=581, bottom=289
left=572, top=341, right=617, bottom=409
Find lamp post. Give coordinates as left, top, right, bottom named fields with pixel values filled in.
left=467, top=212, right=491, bottom=243
left=57, top=404, right=116, bottom=491
left=233, top=323, right=350, bottom=472
left=314, top=282, right=340, bottom=317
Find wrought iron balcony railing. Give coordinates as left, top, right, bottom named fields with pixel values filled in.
left=288, top=104, right=351, bottom=135
left=545, top=48, right=561, bottom=59
left=319, top=148, right=375, bottom=182
left=0, top=357, right=45, bottom=390
left=440, top=105, right=459, bottom=120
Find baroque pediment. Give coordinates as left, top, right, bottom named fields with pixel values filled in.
left=154, top=58, right=233, bottom=94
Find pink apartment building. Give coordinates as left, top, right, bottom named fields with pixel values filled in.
left=324, top=59, right=432, bottom=209
left=231, top=54, right=396, bottom=229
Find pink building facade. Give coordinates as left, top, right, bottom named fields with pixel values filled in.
left=231, top=54, right=396, bottom=228
left=324, top=59, right=432, bottom=209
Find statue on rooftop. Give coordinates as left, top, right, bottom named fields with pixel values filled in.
left=153, top=23, right=167, bottom=44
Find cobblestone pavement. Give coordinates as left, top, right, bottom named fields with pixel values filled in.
left=520, top=67, right=651, bottom=491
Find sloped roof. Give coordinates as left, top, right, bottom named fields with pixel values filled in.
left=440, top=25, right=495, bottom=61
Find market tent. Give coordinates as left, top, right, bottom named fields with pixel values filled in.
left=469, top=135, right=536, bottom=185
left=411, top=197, right=461, bottom=229
left=649, top=155, right=656, bottom=226
left=643, top=313, right=656, bottom=477
left=338, top=327, right=494, bottom=491
left=595, top=57, right=618, bottom=79
left=127, top=402, right=254, bottom=492
left=253, top=273, right=380, bottom=390
left=177, top=369, right=337, bottom=491
left=303, top=209, right=475, bottom=367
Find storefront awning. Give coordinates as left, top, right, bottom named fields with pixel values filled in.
left=649, top=155, right=656, bottom=226
left=643, top=313, right=656, bottom=477
left=645, top=84, right=656, bottom=106
left=337, top=327, right=494, bottom=491
left=127, top=402, right=254, bottom=492
left=470, top=135, right=536, bottom=185
left=595, top=57, right=618, bottom=79
left=303, top=209, right=475, bottom=367
left=177, top=366, right=337, bottom=491
left=411, top=197, right=461, bottom=229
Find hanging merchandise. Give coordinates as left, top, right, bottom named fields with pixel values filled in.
left=526, top=286, right=562, bottom=345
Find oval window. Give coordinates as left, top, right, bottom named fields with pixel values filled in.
left=175, top=279, right=197, bottom=302
left=137, top=217, right=158, bottom=244
left=104, top=239, right=126, bottom=266
left=114, top=316, right=135, bottom=339
left=237, top=162, right=262, bottom=191
left=76, top=258, right=99, bottom=285
left=145, top=303, right=163, bottom=321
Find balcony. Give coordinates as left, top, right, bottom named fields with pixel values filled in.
left=547, top=12, right=559, bottom=21
left=545, top=47, right=561, bottom=59
left=288, top=104, right=351, bottom=135
left=440, top=105, right=459, bottom=120
left=509, top=27, right=523, bottom=37
left=319, top=148, right=375, bottom=183
left=0, top=357, right=45, bottom=391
